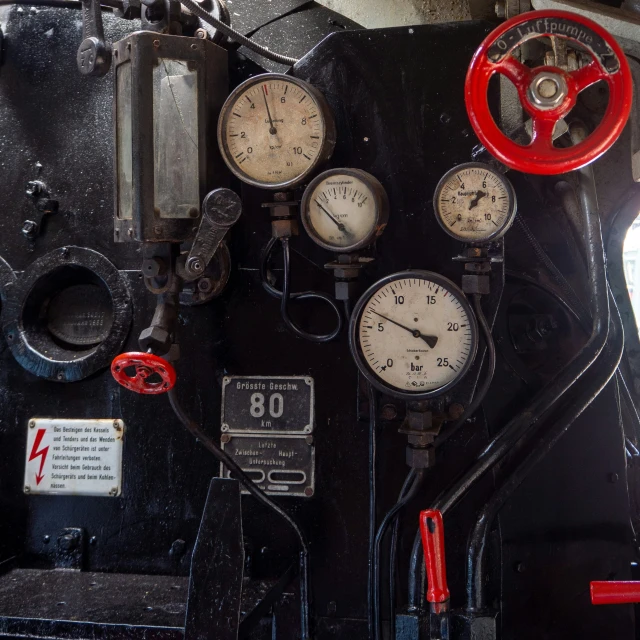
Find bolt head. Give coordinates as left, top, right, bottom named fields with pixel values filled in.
left=220, top=434, right=231, bottom=443
left=25, top=180, right=44, bottom=197
left=187, top=256, right=205, bottom=275
left=21, top=220, right=38, bottom=238
left=381, top=404, right=398, bottom=421
left=448, top=403, right=465, bottom=421
left=195, top=28, right=208, bottom=39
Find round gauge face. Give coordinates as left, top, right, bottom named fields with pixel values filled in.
left=218, top=74, right=336, bottom=189
left=350, top=271, right=478, bottom=399
left=300, top=169, right=389, bottom=252
left=433, top=162, right=517, bottom=243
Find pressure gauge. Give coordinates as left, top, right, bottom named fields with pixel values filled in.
left=433, top=162, right=517, bottom=243
left=300, top=168, right=389, bottom=252
left=349, top=271, right=478, bottom=400
left=218, top=73, right=336, bottom=189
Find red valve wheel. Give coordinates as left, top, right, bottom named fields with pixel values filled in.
left=111, top=352, right=177, bottom=395
left=465, top=10, right=632, bottom=175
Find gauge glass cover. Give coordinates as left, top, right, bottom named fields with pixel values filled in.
left=218, top=74, right=335, bottom=189
left=301, top=169, right=388, bottom=252
left=351, top=271, right=478, bottom=399
left=434, top=163, right=516, bottom=243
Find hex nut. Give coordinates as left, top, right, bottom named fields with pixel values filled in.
left=139, top=326, right=171, bottom=353
left=407, top=410, right=433, bottom=431
left=406, top=446, right=435, bottom=469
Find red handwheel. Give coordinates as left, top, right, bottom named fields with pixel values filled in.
left=111, top=352, right=176, bottom=394
left=465, top=10, right=632, bottom=175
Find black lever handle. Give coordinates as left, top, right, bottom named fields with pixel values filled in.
left=76, top=0, right=111, bottom=77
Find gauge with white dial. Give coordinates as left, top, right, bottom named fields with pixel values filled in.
left=433, top=162, right=517, bottom=243
left=300, top=168, right=389, bottom=252
left=217, top=73, right=336, bottom=189
left=349, top=271, right=478, bottom=399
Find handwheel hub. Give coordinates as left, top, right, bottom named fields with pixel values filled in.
left=528, top=71, right=568, bottom=109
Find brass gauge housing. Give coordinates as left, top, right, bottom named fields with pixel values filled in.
left=217, top=73, right=336, bottom=190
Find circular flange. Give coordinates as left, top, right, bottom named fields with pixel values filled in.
left=2, top=246, right=132, bottom=382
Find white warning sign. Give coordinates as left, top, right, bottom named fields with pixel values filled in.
left=24, top=418, right=124, bottom=497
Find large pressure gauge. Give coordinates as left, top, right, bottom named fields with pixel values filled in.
left=350, top=271, right=478, bottom=400
left=433, top=162, right=516, bottom=243
left=217, top=73, right=336, bottom=189
left=300, top=168, right=389, bottom=252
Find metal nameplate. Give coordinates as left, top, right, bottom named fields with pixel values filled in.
left=24, top=419, right=124, bottom=497
left=220, top=433, right=314, bottom=498
left=221, top=376, right=314, bottom=434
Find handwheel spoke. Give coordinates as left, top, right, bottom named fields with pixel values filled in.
left=570, top=60, right=607, bottom=93
left=529, top=116, right=558, bottom=152
left=495, top=55, right=532, bottom=91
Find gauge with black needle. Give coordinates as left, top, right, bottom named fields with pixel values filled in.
left=370, top=309, right=438, bottom=348
left=262, top=85, right=277, bottom=135
left=301, top=168, right=389, bottom=252
left=468, top=190, right=487, bottom=210
left=433, top=162, right=517, bottom=243
left=350, top=270, right=479, bottom=400
left=315, top=200, right=347, bottom=233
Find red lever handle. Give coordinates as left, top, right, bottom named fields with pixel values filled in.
left=419, top=509, right=450, bottom=603
left=591, top=581, right=640, bottom=605
left=111, top=352, right=177, bottom=395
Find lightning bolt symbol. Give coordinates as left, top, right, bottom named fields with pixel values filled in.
left=29, top=429, right=49, bottom=486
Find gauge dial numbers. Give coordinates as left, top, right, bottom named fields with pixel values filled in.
left=349, top=271, right=478, bottom=400
left=300, top=168, right=389, bottom=252
left=218, top=74, right=336, bottom=189
left=433, top=162, right=517, bottom=243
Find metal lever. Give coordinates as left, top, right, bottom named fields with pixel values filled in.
left=591, top=581, right=640, bottom=604
left=77, top=0, right=112, bottom=77
left=419, top=509, right=450, bottom=640
left=183, top=188, right=242, bottom=280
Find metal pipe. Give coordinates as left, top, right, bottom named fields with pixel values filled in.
left=466, top=293, right=623, bottom=611
left=408, top=126, right=610, bottom=607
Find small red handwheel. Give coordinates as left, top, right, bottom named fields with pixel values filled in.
left=111, top=352, right=177, bottom=394
left=465, top=10, right=632, bottom=175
